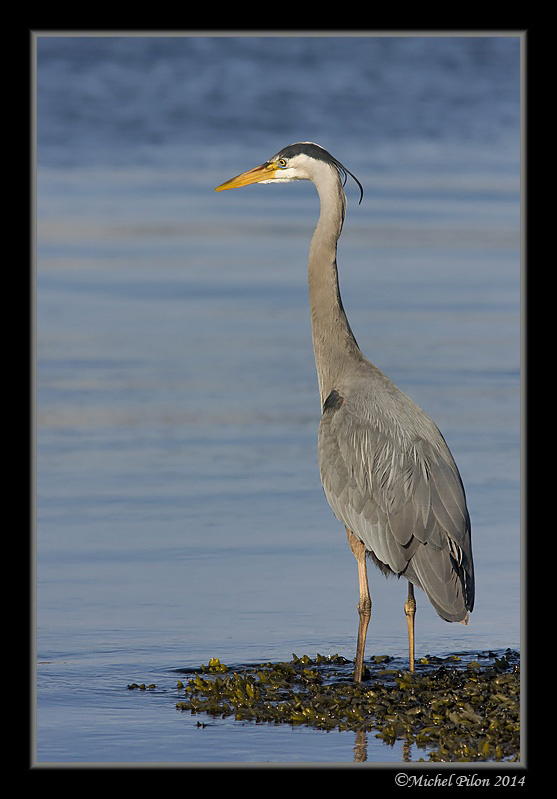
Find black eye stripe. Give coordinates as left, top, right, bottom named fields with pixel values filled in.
left=274, top=143, right=364, bottom=204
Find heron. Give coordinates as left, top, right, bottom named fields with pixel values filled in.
left=215, top=142, right=474, bottom=681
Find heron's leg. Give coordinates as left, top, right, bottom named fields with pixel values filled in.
left=346, top=528, right=371, bottom=682
left=404, top=581, right=416, bottom=673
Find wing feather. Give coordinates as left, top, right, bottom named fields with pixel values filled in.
left=318, top=384, right=474, bottom=622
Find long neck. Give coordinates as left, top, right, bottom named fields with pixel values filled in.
left=308, top=169, right=363, bottom=406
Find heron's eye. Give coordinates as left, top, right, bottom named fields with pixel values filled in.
left=277, top=158, right=287, bottom=169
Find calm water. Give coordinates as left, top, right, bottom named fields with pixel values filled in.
left=35, top=33, right=521, bottom=765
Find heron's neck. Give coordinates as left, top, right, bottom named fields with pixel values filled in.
left=309, top=176, right=363, bottom=406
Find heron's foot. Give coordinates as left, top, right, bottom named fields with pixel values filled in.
left=354, top=662, right=370, bottom=682
left=354, top=599, right=371, bottom=682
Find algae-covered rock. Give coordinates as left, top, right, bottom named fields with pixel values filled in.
left=174, top=650, right=520, bottom=762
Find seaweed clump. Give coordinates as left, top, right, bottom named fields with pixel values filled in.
left=175, top=651, right=520, bottom=762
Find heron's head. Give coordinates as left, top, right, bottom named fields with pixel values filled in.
left=215, top=142, right=363, bottom=203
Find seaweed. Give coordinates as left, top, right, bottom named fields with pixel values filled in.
left=173, top=650, right=520, bottom=762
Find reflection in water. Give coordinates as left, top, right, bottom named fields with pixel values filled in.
left=354, top=729, right=367, bottom=762
left=402, top=740, right=412, bottom=762
left=353, top=730, right=414, bottom=762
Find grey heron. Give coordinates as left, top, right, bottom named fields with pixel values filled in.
left=215, top=142, right=474, bottom=681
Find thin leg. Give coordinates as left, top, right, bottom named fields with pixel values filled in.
left=404, top=581, right=416, bottom=673
left=346, top=528, right=371, bottom=682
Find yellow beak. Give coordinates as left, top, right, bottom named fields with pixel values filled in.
left=215, top=161, right=278, bottom=192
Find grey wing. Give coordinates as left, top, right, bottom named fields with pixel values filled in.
left=318, top=389, right=474, bottom=623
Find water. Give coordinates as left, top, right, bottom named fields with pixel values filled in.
left=35, top=33, right=521, bottom=765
